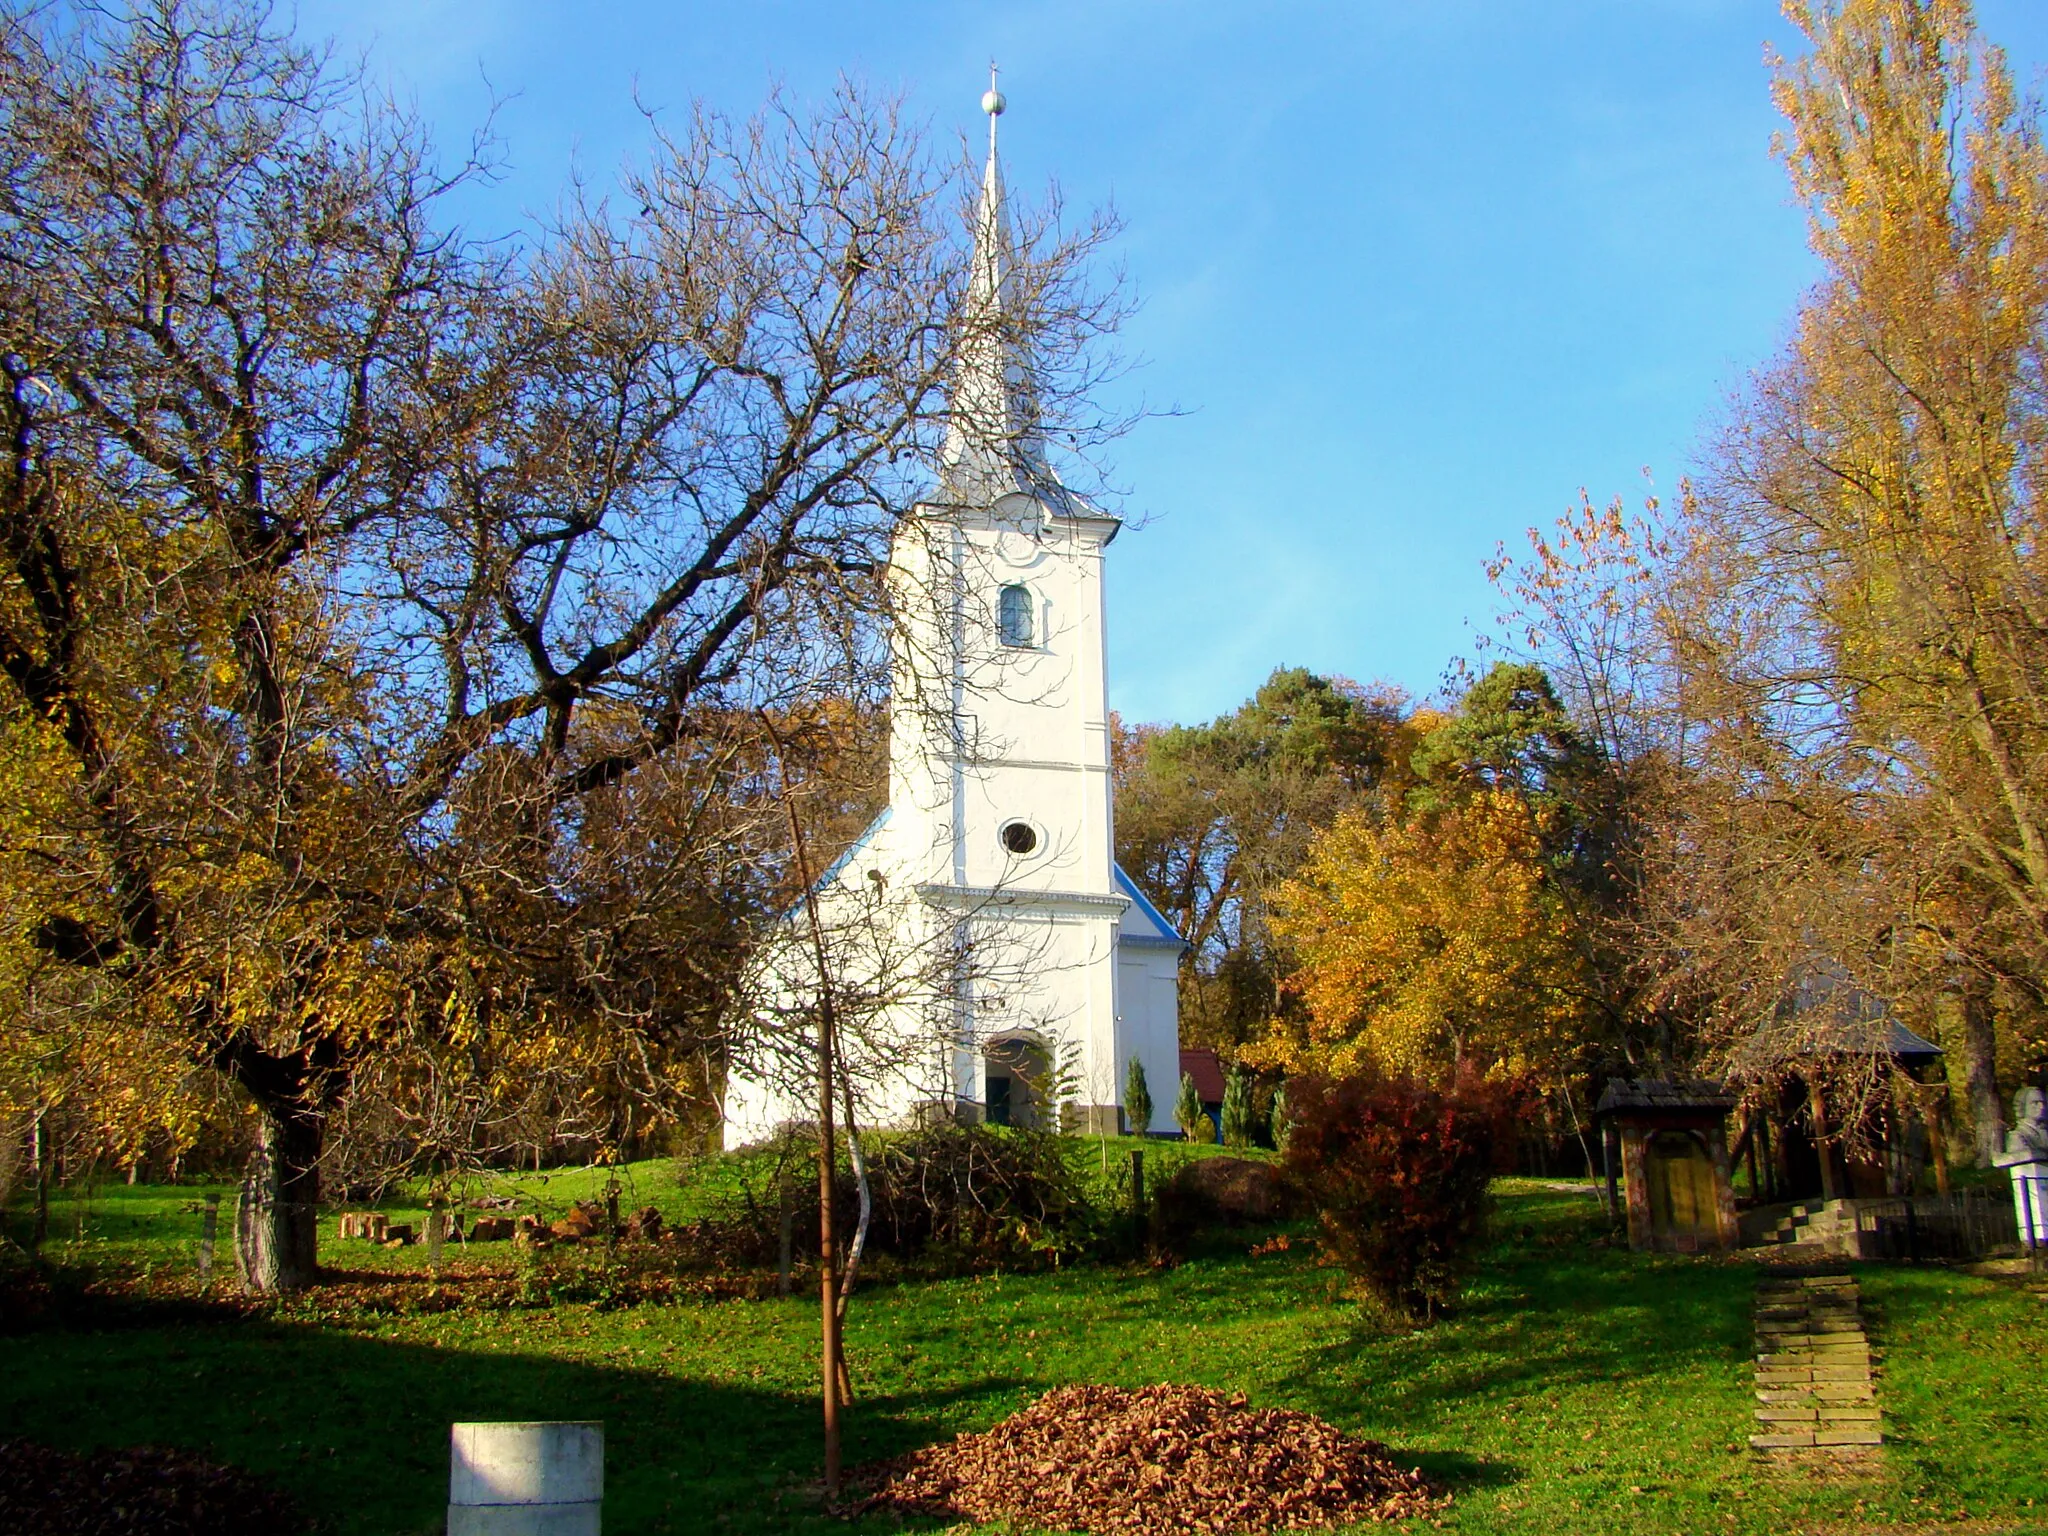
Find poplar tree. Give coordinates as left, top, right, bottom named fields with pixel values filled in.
left=1684, top=0, right=2048, bottom=1154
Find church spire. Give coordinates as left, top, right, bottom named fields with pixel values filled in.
left=939, top=68, right=1051, bottom=504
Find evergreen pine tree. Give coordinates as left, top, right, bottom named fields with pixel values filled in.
left=1123, top=1056, right=1153, bottom=1136
left=1174, top=1072, right=1208, bottom=1143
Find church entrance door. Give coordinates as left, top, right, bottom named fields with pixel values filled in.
left=984, top=1037, right=1049, bottom=1129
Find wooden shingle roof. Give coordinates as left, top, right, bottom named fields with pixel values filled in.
left=1594, top=1077, right=1737, bottom=1118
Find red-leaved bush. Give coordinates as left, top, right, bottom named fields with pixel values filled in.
left=1282, top=1070, right=1524, bottom=1319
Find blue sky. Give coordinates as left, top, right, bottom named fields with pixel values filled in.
left=297, top=0, right=2048, bottom=726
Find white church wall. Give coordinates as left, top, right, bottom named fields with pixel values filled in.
left=722, top=833, right=961, bottom=1148
left=1117, top=944, right=1184, bottom=1134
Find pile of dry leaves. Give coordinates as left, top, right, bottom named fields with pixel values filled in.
left=852, top=1384, right=1447, bottom=1534
left=0, top=1440, right=309, bottom=1535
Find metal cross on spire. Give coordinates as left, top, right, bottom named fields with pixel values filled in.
left=940, top=62, right=1051, bottom=502
left=981, top=61, right=1005, bottom=160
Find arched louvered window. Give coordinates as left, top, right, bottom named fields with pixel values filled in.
left=998, top=584, right=1033, bottom=647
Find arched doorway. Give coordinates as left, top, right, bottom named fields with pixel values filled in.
left=1646, top=1130, right=1720, bottom=1251
left=983, top=1037, right=1049, bottom=1128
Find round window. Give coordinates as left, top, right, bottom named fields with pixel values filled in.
left=1000, top=821, right=1039, bottom=856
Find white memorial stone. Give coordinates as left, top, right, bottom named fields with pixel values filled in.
left=1992, top=1085, right=2048, bottom=1247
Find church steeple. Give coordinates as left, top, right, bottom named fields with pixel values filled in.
left=940, top=69, right=1052, bottom=504
left=722, top=72, right=1181, bottom=1153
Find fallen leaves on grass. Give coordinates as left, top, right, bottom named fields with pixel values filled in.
left=0, top=1248, right=778, bottom=1331
left=0, top=1440, right=309, bottom=1535
left=851, top=1383, right=1447, bottom=1533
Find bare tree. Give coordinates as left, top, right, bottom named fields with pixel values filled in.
left=0, top=0, right=1122, bottom=1288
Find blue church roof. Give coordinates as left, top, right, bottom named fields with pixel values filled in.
left=1115, top=863, right=1188, bottom=952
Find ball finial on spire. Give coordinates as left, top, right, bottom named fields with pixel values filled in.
left=982, top=61, right=1004, bottom=117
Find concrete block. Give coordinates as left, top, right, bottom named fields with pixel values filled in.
left=1815, top=1428, right=1883, bottom=1447
left=449, top=1422, right=602, bottom=1536
left=448, top=1511, right=601, bottom=1536
left=1750, top=1432, right=1816, bottom=1449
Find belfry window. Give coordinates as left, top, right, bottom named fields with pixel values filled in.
left=998, top=584, right=1033, bottom=647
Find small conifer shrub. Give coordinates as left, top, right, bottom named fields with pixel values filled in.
left=1220, top=1069, right=1254, bottom=1148
left=1123, top=1056, right=1153, bottom=1136
left=1270, top=1082, right=1294, bottom=1153
left=1174, top=1072, right=1209, bottom=1143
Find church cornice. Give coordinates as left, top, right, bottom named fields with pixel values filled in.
left=914, top=882, right=1129, bottom=917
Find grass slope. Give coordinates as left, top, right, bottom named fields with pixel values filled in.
left=2, top=1175, right=2043, bottom=1534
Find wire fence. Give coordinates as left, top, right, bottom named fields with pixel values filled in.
left=1852, top=1186, right=2029, bottom=1263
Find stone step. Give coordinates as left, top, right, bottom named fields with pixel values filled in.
left=1763, top=1241, right=1838, bottom=1262
left=1753, top=1344, right=1871, bottom=1359
left=1756, top=1384, right=1875, bottom=1405
left=1752, top=1272, right=1881, bottom=1458
left=1751, top=1431, right=1818, bottom=1449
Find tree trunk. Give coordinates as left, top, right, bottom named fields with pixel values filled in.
left=1958, top=975, right=2005, bottom=1166
left=30, top=1109, right=48, bottom=1254
left=236, top=1104, right=324, bottom=1293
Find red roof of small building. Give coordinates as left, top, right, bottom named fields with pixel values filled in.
left=1179, top=1047, right=1227, bottom=1105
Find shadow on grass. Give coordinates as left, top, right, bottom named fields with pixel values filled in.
left=1269, top=1195, right=1757, bottom=1429
left=1404, top=1447, right=1525, bottom=1495
left=0, top=1309, right=1017, bottom=1536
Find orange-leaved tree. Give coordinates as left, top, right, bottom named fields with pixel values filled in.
left=1259, top=789, right=1595, bottom=1085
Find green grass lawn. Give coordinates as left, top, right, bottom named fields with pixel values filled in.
left=17, top=1137, right=1251, bottom=1279
left=3, top=1172, right=2044, bottom=1535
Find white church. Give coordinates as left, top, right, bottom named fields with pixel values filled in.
left=722, top=86, right=1185, bottom=1147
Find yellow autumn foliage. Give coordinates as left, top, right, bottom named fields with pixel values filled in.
left=1257, top=790, right=1594, bottom=1083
